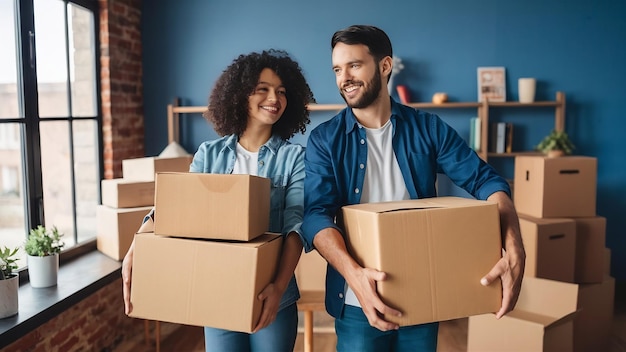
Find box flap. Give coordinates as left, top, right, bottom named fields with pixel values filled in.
left=516, top=277, right=578, bottom=317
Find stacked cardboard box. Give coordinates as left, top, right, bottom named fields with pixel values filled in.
left=341, top=197, right=504, bottom=326
left=468, top=155, right=615, bottom=351
left=96, top=156, right=192, bottom=260
left=129, top=172, right=282, bottom=333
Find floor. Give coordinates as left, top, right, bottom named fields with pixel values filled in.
left=116, top=282, right=626, bottom=352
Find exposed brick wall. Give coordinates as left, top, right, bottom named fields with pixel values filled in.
left=2, top=279, right=144, bottom=352
left=100, top=0, right=144, bottom=179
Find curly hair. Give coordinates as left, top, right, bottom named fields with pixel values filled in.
left=204, top=49, right=315, bottom=140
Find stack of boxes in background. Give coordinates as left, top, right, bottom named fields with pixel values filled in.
left=468, top=156, right=614, bottom=351
left=96, top=154, right=192, bottom=261
left=128, top=172, right=283, bottom=333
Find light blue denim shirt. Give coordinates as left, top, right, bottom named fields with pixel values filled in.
left=190, top=134, right=304, bottom=311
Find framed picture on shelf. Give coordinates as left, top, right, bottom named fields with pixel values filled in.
left=477, top=67, right=506, bottom=102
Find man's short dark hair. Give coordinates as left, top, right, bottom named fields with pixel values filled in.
left=331, top=25, right=393, bottom=63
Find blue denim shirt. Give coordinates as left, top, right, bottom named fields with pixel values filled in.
left=190, top=134, right=304, bottom=311
left=301, top=98, right=510, bottom=319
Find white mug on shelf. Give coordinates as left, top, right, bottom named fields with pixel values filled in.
left=518, top=78, right=536, bottom=103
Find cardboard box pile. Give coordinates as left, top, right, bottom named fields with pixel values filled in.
left=129, top=172, right=281, bottom=333
left=469, top=155, right=614, bottom=351
left=468, top=277, right=579, bottom=352
left=96, top=155, right=192, bottom=261
left=341, top=196, right=503, bottom=326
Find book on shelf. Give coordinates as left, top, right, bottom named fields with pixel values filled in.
left=489, top=122, right=514, bottom=153
left=469, top=117, right=481, bottom=151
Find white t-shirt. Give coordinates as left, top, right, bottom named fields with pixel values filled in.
left=345, top=120, right=410, bottom=307
left=232, top=143, right=259, bottom=176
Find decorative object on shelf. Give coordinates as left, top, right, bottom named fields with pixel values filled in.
left=432, top=92, right=448, bottom=104
left=0, top=246, right=20, bottom=318
left=477, top=67, right=506, bottom=102
left=25, top=225, right=65, bottom=288
left=388, top=55, right=404, bottom=95
left=536, top=130, right=575, bottom=157
left=518, top=78, right=536, bottom=103
left=396, top=85, right=411, bottom=104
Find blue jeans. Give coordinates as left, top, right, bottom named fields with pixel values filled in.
left=335, top=305, right=439, bottom=352
left=203, top=303, right=298, bottom=352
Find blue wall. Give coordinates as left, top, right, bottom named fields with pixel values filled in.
left=141, top=0, right=626, bottom=279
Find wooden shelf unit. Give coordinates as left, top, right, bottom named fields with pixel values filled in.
left=479, top=91, right=565, bottom=160
left=168, top=92, right=566, bottom=161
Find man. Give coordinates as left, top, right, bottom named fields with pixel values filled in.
left=301, top=25, right=525, bottom=351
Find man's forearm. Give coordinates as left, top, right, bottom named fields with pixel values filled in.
left=313, top=227, right=361, bottom=283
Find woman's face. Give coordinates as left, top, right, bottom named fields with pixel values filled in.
left=247, top=68, right=287, bottom=128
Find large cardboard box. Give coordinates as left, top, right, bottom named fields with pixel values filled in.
left=574, top=275, right=615, bottom=352
left=519, top=214, right=576, bottom=282
left=154, top=173, right=270, bottom=241
left=122, top=156, right=192, bottom=181
left=468, top=277, right=579, bottom=352
left=573, top=216, right=606, bottom=284
left=101, top=178, right=155, bottom=208
left=129, top=233, right=282, bottom=333
left=341, top=196, right=502, bottom=326
left=514, top=156, right=597, bottom=218
left=96, top=205, right=153, bottom=260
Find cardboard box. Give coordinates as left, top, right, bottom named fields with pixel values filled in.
left=468, top=277, right=579, bottom=352
left=101, top=178, right=155, bottom=208
left=129, top=233, right=282, bottom=333
left=573, top=216, right=606, bottom=284
left=519, top=214, right=576, bottom=282
left=514, top=156, right=597, bottom=218
left=295, top=249, right=327, bottom=292
left=154, top=173, right=270, bottom=241
left=96, top=205, right=153, bottom=260
left=604, top=247, right=611, bottom=275
left=574, top=275, right=615, bottom=352
left=341, top=196, right=502, bottom=326
left=122, top=156, right=192, bottom=181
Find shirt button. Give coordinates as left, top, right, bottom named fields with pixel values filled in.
left=359, top=164, right=364, bottom=169
left=354, top=188, right=360, bottom=194
left=259, top=160, right=264, bottom=166
left=338, top=293, right=344, bottom=299
left=360, top=139, right=365, bottom=145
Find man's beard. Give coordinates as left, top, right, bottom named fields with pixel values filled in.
left=340, top=68, right=382, bottom=109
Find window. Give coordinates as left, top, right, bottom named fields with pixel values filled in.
left=0, top=0, right=101, bottom=268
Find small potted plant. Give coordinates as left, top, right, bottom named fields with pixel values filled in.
left=25, top=225, right=64, bottom=288
left=0, top=246, right=20, bottom=318
left=535, top=130, right=575, bottom=157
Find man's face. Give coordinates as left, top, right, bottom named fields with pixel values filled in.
left=332, top=43, right=383, bottom=109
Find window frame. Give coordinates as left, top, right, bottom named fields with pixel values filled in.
left=5, top=0, right=104, bottom=281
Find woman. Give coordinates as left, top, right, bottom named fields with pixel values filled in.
left=122, top=49, right=315, bottom=352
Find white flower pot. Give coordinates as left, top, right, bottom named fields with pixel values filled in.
left=0, top=274, right=19, bottom=318
left=28, top=254, right=59, bottom=288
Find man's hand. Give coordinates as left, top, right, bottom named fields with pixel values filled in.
left=483, top=191, right=526, bottom=319
left=313, top=228, right=402, bottom=331
left=481, top=247, right=524, bottom=319
left=349, top=267, right=402, bottom=331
